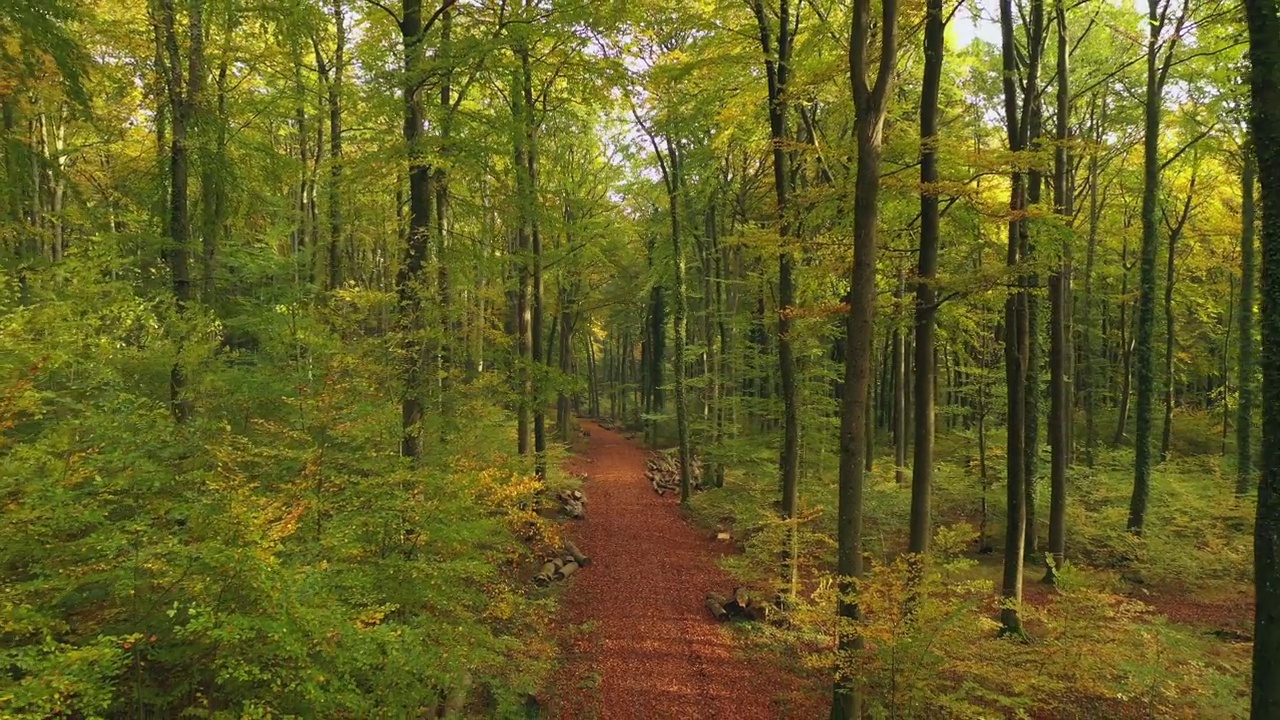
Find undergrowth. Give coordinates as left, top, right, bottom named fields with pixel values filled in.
left=0, top=258, right=559, bottom=718
left=683, top=413, right=1253, bottom=718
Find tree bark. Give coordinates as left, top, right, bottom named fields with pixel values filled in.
left=750, top=0, right=800, bottom=598
left=893, top=269, right=907, bottom=487
left=1239, top=145, right=1257, bottom=495
left=398, top=0, right=450, bottom=460
left=327, top=0, right=344, bottom=290
left=834, top=0, right=898, bottom=715
left=666, top=139, right=692, bottom=504
left=909, top=0, right=944, bottom=556
left=1046, top=0, right=1071, bottom=581
left=998, top=0, right=1041, bottom=635
left=154, top=0, right=204, bottom=424
left=526, top=55, right=546, bottom=480
left=1160, top=173, right=1196, bottom=462
left=1081, top=98, right=1104, bottom=467
left=1130, top=0, right=1187, bottom=535
left=1244, top=1, right=1280, bottom=714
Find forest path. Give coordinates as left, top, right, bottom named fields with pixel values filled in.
left=549, top=420, right=793, bottom=720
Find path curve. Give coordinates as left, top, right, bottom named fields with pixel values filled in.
left=551, top=420, right=792, bottom=720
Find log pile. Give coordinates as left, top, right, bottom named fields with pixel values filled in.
left=534, top=541, right=592, bottom=586
left=556, top=489, right=586, bottom=519
left=705, top=587, right=765, bottom=622
left=646, top=451, right=706, bottom=495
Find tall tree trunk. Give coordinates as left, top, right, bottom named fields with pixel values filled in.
left=558, top=282, right=575, bottom=440
left=520, top=39, right=546, bottom=479
left=1243, top=1, right=1280, bottom=713
left=291, top=41, right=312, bottom=275
left=154, top=0, right=205, bottom=424
left=513, top=36, right=533, bottom=458
left=1081, top=98, right=1104, bottom=467
left=703, top=204, right=725, bottom=487
left=397, top=0, right=448, bottom=460
left=1239, top=145, right=1257, bottom=495
left=1024, top=102, right=1043, bottom=560
left=750, top=0, right=800, bottom=599
left=1130, top=0, right=1187, bottom=535
left=200, top=41, right=229, bottom=301
left=435, top=5, right=455, bottom=436
left=666, top=139, right=692, bottom=504
left=893, top=269, right=907, bottom=487
left=1046, top=0, right=1071, bottom=581
left=1116, top=231, right=1135, bottom=444
left=1160, top=174, right=1196, bottom=462
left=998, top=0, right=1041, bottom=635
left=834, top=0, right=898, bottom=715
left=909, top=0, right=944, bottom=556
left=1224, top=276, right=1237, bottom=457
left=327, top=0, right=344, bottom=290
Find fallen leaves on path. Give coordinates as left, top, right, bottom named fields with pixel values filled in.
left=548, top=421, right=802, bottom=720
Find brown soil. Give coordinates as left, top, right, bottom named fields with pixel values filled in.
left=547, top=420, right=804, bottom=720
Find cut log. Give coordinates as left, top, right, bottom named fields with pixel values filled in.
left=705, top=593, right=729, bottom=621
left=534, top=560, right=557, bottom=586
left=555, top=561, right=579, bottom=580
left=564, top=541, right=591, bottom=567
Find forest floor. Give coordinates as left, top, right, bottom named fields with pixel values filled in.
left=546, top=420, right=820, bottom=720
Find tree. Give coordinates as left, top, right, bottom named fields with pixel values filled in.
left=834, top=0, right=899, bottom=714
left=1245, top=0, right=1280, bottom=714
left=152, top=0, right=205, bottom=424
left=749, top=0, right=801, bottom=598
left=1128, top=0, right=1188, bottom=535
left=909, top=0, right=946, bottom=557
left=1239, top=143, right=1257, bottom=496
left=1046, top=0, right=1070, bottom=580
left=397, top=0, right=454, bottom=461
left=997, top=0, right=1043, bottom=635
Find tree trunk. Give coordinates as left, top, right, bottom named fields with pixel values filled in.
left=200, top=43, right=229, bottom=302
left=1224, top=276, right=1236, bottom=457
left=834, top=0, right=898, bottom=715
left=514, top=34, right=534, bottom=459
left=523, top=39, right=546, bottom=479
left=750, top=0, right=800, bottom=598
left=1024, top=93, right=1044, bottom=560
left=893, top=269, right=908, bottom=487
left=1130, top=0, right=1187, bottom=535
left=1116, top=232, right=1134, bottom=445
left=1046, top=0, right=1070, bottom=581
left=398, top=0, right=438, bottom=461
left=1240, top=145, right=1258, bottom=495
left=1159, top=176, right=1196, bottom=462
left=327, top=0, right=344, bottom=290
left=1243, top=1, right=1280, bottom=713
left=1081, top=98, right=1104, bottom=467
left=998, top=0, right=1041, bottom=635
left=909, top=0, right=942, bottom=555
left=666, top=139, right=692, bottom=504
left=154, top=0, right=205, bottom=424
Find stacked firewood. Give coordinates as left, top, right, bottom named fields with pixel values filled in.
left=533, top=541, right=592, bottom=586
left=646, top=451, right=706, bottom=495
left=705, top=587, right=765, bottom=622
left=556, top=489, right=586, bottom=519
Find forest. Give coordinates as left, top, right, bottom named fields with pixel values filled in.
left=4, top=0, right=1280, bottom=717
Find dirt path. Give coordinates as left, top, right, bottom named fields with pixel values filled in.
left=549, top=420, right=796, bottom=720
